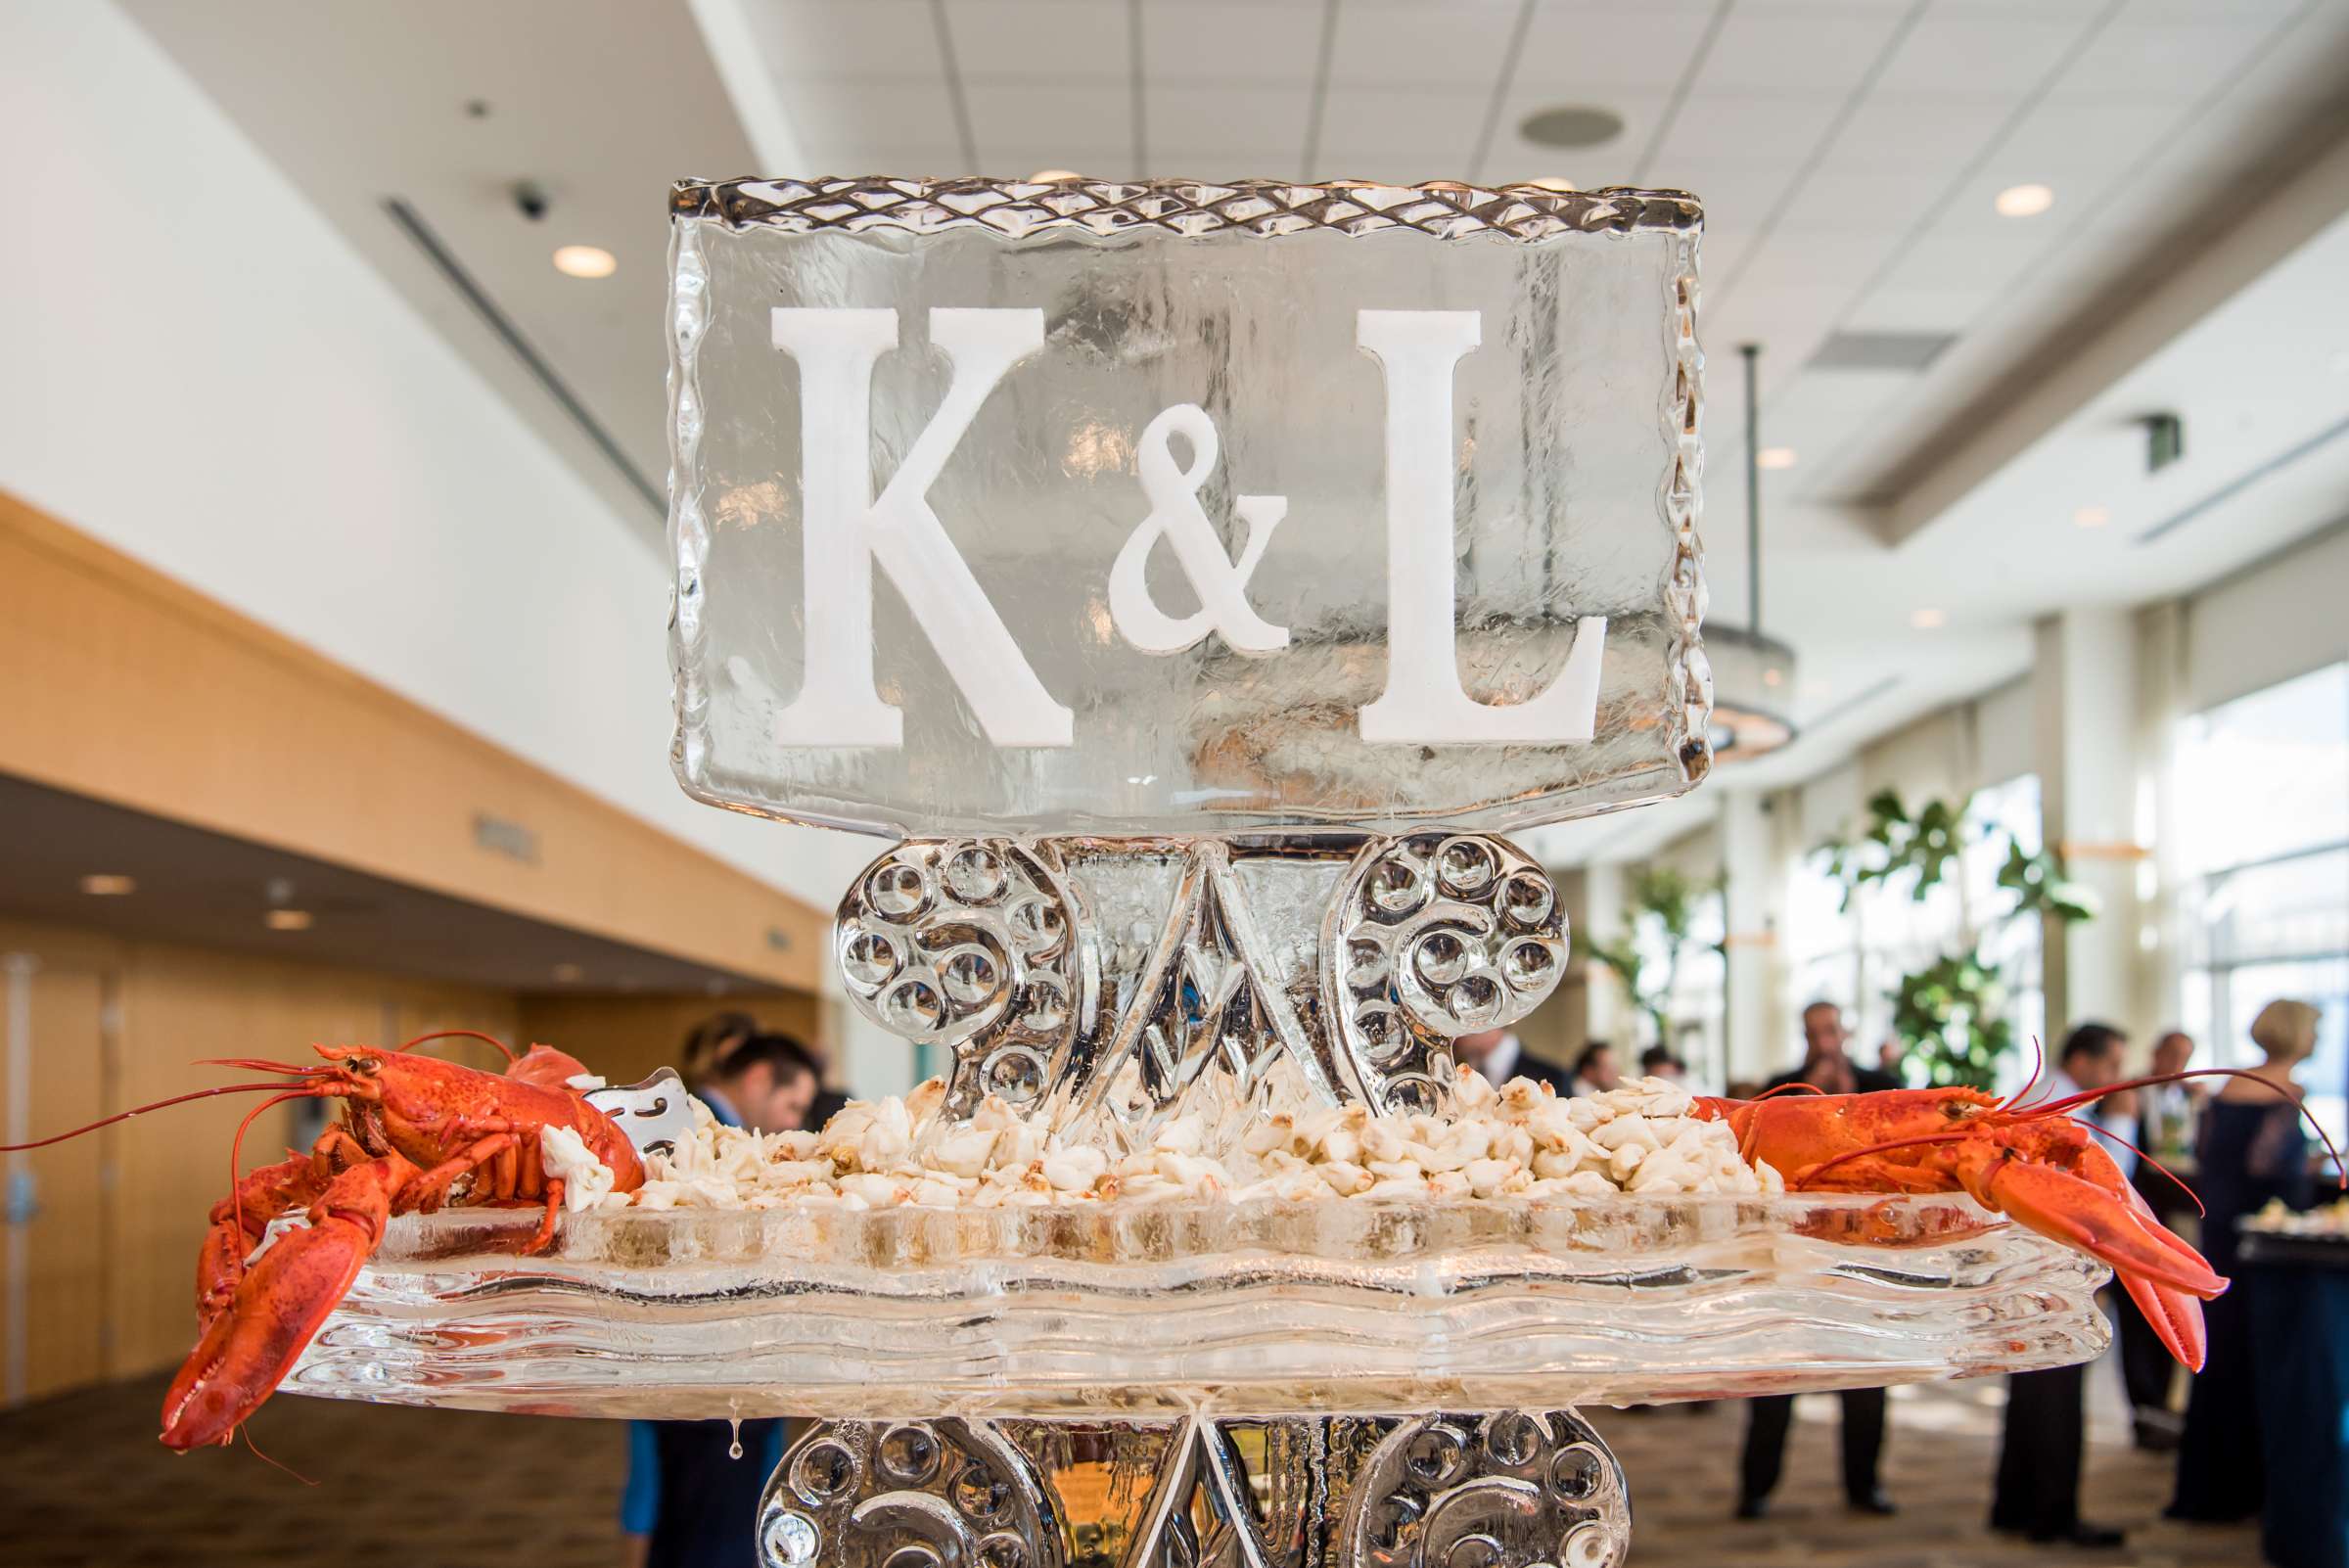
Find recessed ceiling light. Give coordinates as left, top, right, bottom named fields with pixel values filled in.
left=80, top=873, right=135, bottom=896
left=1761, top=667, right=1784, bottom=688
left=551, top=244, right=617, bottom=279
left=1994, top=183, right=2053, bottom=218
left=2073, top=505, right=2111, bottom=529
left=1911, top=608, right=1948, bottom=630
left=1519, top=106, right=1626, bottom=150
left=264, top=909, right=313, bottom=931
left=1029, top=169, right=1082, bottom=182
left=1526, top=176, right=1578, bottom=192
left=552, top=962, right=585, bottom=983
left=1757, top=447, right=1797, bottom=470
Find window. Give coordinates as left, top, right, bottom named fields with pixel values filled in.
left=2175, top=663, right=2349, bottom=1145
left=1783, top=852, right=1859, bottom=1036
left=1965, top=775, right=2047, bottom=1074
left=1663, top=887, right=1726, bottom=1086
left=1782, top=775, right=2045, bottom=1084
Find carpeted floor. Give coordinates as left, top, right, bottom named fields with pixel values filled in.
left=0, top=1375, right=2258, bottom=1567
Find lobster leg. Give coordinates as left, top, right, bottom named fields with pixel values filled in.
left=402, top=1123, right=568, bottom=1256
left=161, top=1152, right=418, bottom=1452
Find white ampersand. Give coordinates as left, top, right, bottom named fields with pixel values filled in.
left=1109, top=403, right=1290, bottom=655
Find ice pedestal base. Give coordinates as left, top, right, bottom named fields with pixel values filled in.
left=759, top=1410, right=1630, bottom=1568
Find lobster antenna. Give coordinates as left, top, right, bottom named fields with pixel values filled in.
left=2028, top=1068, right=2346, bottom=1186
left=229, top=1089, right=314, bottom=1242
left=1993, top=1037, right=2049, bottom=1114
left=1750, top=1081, right=1827, bottom=1101
left=241, top=1424, right=318, bottom=1487
left=391, top=1029, right=520, bottom=1064
left=0, top=1083, right=307, bottom=1152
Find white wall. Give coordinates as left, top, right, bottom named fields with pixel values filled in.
left=0, top=3, right=876, bottom=929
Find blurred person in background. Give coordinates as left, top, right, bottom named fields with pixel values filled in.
left=1772, top=1001, right=1896, bottom=1097
left=1736, top=1000, right=1896, bottom=1520
left=623, top=1032, right=821, bottom=1567
left=2169, top=1000, right=2322, bottom=1525
left=1875, top=1038, right=1906, bottom=1083
left=1454, top=1026, right=1572, bottom=1095
left=1992, top=1022, right=2135, bottom=1548
left=679, top=1010, right=756, bottom=1088
left=2122, top=1029, right=2205, bottom=1449
left=1569, top=1040, right=1621, bottom=1098
left=1637, top=1043, right=1685, bottom=1084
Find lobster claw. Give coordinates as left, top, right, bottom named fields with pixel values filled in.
left=1956, top=1139, right=2223, bottom=1370
left=161, top=1153, right=415, bottom=1451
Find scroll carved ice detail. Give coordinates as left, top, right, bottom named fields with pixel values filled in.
left=835, top=840, right=1094, bottom=1116
left=760, top=1418, right=1061, bottom=1568
left=1325, top=832, right=1568, bottom=1116
left=838, top=833, right=1566, bottom=1141
left=752, top=1410, right=1626, bottom=1568
left=1342, top=1412, right=1629, bottom=1568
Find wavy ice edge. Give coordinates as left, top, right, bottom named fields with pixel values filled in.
left=286, top=1192, right=2110, bottom=1419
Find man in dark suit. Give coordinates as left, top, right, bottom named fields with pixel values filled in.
left=1989, top=1022, right=2135, bottom=1550
left=1736, top=1001, right=1897, bottom=1520
left=1453, top=1027, right=1577, bottom=1096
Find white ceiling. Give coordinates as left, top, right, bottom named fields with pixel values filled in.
left=120, top=0, right=2349, bottom=867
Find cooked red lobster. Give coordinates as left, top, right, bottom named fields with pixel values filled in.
left=1697, top=1069, right=2342, bottom=1370
left=4, top=1033, right=641, bottom=1449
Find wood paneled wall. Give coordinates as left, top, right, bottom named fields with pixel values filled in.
left=0, top=916, right=517, bottom=1396
left=0, top=913, right=830, bottom=1404
left=0, top=488, right=825, bottom=992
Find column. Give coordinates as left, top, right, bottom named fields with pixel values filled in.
left=2032, top=609, right=2148, bottom=1039
left=1720, top=791, right=1780, bottom=1083
left=1581, top=861, right=1627, bottom=1044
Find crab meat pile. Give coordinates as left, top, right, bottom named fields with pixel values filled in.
left=545, top=1062, right=1785, bottom=1215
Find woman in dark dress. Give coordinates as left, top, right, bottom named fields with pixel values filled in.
left=2168, top=998, right=2322, bottom=1523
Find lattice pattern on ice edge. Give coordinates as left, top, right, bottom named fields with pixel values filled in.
left=671, top=176, right=1702, bottom=243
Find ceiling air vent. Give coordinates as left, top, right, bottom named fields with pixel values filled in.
left=1806, top=332, right=1956, bottom=374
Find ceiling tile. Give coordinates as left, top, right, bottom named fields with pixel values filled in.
left=1988, top=97, right=2191, bottom=185
left=775, top=79, right=961, bottom=146
left=1773, top=169, right=1943, bottom=237
left=1487, top=87, right=1674, bottom=182
left=945, top=0, right=1129, bottom=78
left=1727, top=226, right=1906, bottom=297
left=963, top=80, right=1133, bottom=165
left=1870, top=8, right=2107, bottom=96
left=1137, top=0, right=1322, bottom=82
left=1866, top=227, right=2037, bottom=297
left=1149, top=83, right=1313, bottom=154
left=1840, top=285, right=1993, bottom=335
left=2050, top=17, right=2281, bottom=102
left=1513, top=3, right=1715, bottom=94
left=1684, top=2, right=1911, bottom=94
left=1811, top=92, right=2018, bottom=179
left=1316, top=85, right=1490, bottom=164
left=748, top=0, right=944, bottom=79
left=1151, top=148, right=1301, bottom=180
left=1641, top=161, right=1792, bottom=234
left=1649, top=90, right=1848, bottom=168
left=1327, top=0, right=1521, bottom=86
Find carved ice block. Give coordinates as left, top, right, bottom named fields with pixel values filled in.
left=667, top=178, right=1708, bottom=842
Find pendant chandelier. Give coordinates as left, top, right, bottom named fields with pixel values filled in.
left=1707, top=344, right=1798, bottom=762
